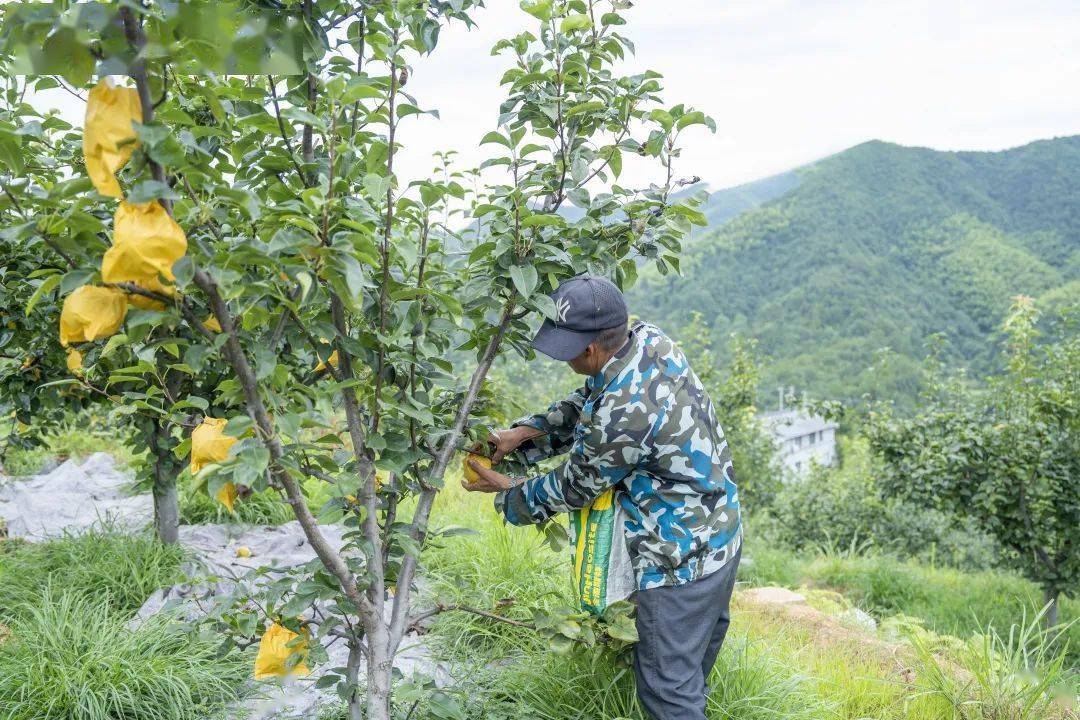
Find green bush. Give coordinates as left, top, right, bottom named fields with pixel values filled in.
left=770, top=437, right=998, bottom=570
left=0, top=526, right=184, bottom=617
left=0, top=590, right=248, bottom=720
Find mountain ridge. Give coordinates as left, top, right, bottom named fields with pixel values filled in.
left=631, top=135, right=1080, bottom=404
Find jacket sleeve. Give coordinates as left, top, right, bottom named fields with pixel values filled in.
left=498, top=391, right=653, bottom=525
left=509, top=384, right=589, bottom=463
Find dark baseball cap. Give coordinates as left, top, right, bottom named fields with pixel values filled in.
left=532, top=275, right=628, bottom=361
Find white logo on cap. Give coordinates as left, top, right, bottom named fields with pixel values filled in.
left=555, top=296, right=570, bottom=324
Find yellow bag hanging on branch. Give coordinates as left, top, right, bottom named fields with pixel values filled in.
left=65, top=348, right=83, bottom=375
left=254, top=622, right=311, bottom=680
left=102, top=201, right=188, bottom=309
left=83, top=79, right=143, bottom=198
left=190, top=417, right=240, bottom=512
left=313, top=349, right=339, bottom=373
left=214, top=481, right=239, bottom=514
left=59, top=286, right=127, bottom=347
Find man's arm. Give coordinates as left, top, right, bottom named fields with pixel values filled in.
left=505, top=384, right=589, bottom=463
left=498, top=397, right=652, bottom=525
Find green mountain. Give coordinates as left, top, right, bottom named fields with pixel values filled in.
left=631, top=136, right=1080, bottom=405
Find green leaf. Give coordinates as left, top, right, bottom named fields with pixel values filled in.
left=532, top=293, right=557, bottom=321
left=509, top=264, right=538, bottom=297
left=26, top=274, right=61, bottom=315
left=0, top=133, right=23, bottom=174
left=567, top=101, right=604, bottom=117
left=521, top=214, right=565, bottom=228
left=127, top=180, right=181, bottom=204
left=341, top=80, right=383, bottom=104
left=479, top=131, right=513, bottom=148
left=600, top=12, right=626, bottom=26
left=520, top=0, right=553, bottom=21
left=560, top=14, right=592, bottom=32
left=60, top=268, right=95, bottom=295
left=223, top=416, right=254, bottom=438
left=648, top=109, right=674, bottom=132
left=100, top=333, right=129, bottom=359
left=676, top=110, right=714, bottom=132
left=608, top=147, right=623, bottom=178
left=42, top=27, right=94, bottom=87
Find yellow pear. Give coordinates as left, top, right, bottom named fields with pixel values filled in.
left=462, top=452, right=492, bottom=484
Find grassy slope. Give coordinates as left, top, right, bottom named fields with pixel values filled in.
left=418, top=478, right=1076, bottom=720
left=630, top=136, right=1080, bottom=405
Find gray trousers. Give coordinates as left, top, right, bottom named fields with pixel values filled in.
left=633, top=549, right=741, bottom=720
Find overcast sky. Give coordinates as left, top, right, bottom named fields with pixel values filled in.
left=33, top=0, right=1080, bottom=191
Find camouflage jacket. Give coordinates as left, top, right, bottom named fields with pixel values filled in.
left=496, top=322, right=742, bottom=590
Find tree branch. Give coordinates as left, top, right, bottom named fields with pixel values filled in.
left=267, top=77, right=307, bottom=180
left=194, top=267, right=373, bottom=617
left=388, top=303, right=515, bottom=650
left=408, top=602, right=534, bottom=633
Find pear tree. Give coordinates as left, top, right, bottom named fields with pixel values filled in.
left=4, top=0, right=711, bottom=714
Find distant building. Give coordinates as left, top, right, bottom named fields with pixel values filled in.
left=759, top=388, right=838, bottom=478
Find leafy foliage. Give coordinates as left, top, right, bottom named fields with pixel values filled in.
left=766, top=436, right=998, bottom=570
left=866, top=298, right=1080, bottom=621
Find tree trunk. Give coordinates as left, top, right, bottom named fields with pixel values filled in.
left=151, top=421, right=179, bottom=545
left=346, top=639, right=364, bottom=720
left=366, top=622, right=393, bottom=720
left=1043, top=586, right=1060, bottom=628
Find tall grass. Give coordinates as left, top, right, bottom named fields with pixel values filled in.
left=910, top=607, right=1078, bottom=719
left=0, top=590, right=248, bottom=720
left=741, top=544, right=1079, bottom=667
left=0, top=526, right=184, bottom=617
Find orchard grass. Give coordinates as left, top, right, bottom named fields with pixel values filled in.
left=179, top=483, right=295, bottom=526
left=741, top=544, right=1079, bottom=668
left=413, top=477, right=1076, bottom=719
left=0, top=525, right=184, bottom=618
left=0, top=590, right=248, bottom=720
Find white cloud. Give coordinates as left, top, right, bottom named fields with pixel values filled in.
left=29, top=0, right=1080, bottom=190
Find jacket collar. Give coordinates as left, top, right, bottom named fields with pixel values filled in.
left=587, top=322, right=643, bottom=394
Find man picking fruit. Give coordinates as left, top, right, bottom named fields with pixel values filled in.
left=463, top=275, right=742, bottom=720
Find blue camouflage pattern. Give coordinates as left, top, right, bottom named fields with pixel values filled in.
left=496, top=322, right=742, bottom=590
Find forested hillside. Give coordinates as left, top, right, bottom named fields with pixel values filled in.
left=632, top=136, right=1080, bottom=404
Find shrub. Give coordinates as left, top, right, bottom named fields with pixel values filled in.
left=770, top=437, right=998, bottom=570
left=0, top=590, right=248, bottom=720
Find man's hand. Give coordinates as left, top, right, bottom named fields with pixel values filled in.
left=462, top=459, right=516, bottom=493
left=485, top=425, right=545, bottom=463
